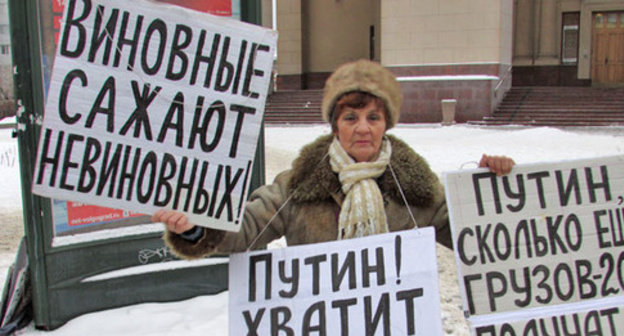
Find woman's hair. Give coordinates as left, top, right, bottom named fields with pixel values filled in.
left=331, top=91, right=388, bottom=132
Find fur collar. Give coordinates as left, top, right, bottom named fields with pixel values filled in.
left=288, top=134, right=439, bottom=207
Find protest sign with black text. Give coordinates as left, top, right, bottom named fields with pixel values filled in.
left=31, top=0, right=277, bottom=231
left=444, top=155, right=624, bottom=335
left=229, top=228, right=443, bottom=335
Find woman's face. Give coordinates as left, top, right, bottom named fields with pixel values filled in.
left=334, top=101, right=387, bottom=162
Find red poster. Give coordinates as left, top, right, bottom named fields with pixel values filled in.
left=51, top=0, right=232, bottom=44
left=52, top=0, right=65, bottom=44
left=66, top=202, right=144, bottom=227
left=155, top=0, right=232, bottom=16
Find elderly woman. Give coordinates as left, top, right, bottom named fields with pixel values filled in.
left=154, top=59, right=514, bottom=258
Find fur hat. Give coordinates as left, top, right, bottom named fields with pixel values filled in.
left=322, top=59, right=403, bottom=129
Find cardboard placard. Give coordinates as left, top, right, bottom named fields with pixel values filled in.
left=229, top=229, right=443, bottom=335
left=444, top=155, right=624, bottom=334
left=32, top=0, right=278, bottom=231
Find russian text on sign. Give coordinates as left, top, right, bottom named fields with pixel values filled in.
left=229, top=229, right=444, bottom=335
left=444, top=155, right=624, bottom=333
left=32, top=0, right=278, bottom=232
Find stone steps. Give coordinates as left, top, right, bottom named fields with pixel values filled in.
left=474, top=87, right=624, bottom=126
left=264, top=89, right=324, bottom=124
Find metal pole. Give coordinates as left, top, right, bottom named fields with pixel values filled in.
left=8, top=0, right=54, bottom=327
left=241, top=0, right=266, bottom=190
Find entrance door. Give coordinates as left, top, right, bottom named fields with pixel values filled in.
left=592, top=12, right=624, bottom=85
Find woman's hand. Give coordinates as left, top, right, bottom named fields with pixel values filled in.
left=478, top=154, right=515, bottom=176
left=152, top=209, right=194, bottom=234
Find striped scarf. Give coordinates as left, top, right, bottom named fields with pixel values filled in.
left=329, top=137, right=392, bottom=239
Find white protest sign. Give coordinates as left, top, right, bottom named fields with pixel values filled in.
left=444, top=155, right=624, bottom=334
left=470, top=298, right=624, bottom=335
left=32, top=0, right=278, bottom=231
left=229, top=228, right=442, bottom=336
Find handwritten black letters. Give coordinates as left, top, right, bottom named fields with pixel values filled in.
left=229, top=230, right=443, bottom=335
left=445, top=156, right=624, bottom=333
left=32, top=0, right=277, bottom=230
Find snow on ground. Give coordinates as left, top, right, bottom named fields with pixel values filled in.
left=0, top=122, right=621, bottom=335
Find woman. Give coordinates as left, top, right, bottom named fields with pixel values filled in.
left=154, top=59, right=514, bottom=259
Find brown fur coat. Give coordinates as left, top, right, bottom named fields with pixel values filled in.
left=164, top=134, right=451, bottom=259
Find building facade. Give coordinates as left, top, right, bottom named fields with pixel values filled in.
left=514, top=0, right=624, bottom=87
left=0, top=0, right=12, bottom=100
left=266, top=0, right=624, bottom=123
left=4, top=0, right=623, bottom=122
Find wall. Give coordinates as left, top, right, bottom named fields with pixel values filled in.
left=275, top=0, right=302, bottom=76
left=271, top=0, right=515, bottom=123
left=274, top=0, right=303, bottom=89
left=261, top=0, right=272, bottom=29
left=382, top=0, right=512, bottom=122
left=381, top=0, right=509, bottom=65
left=276, top=0, right=379, bottom=89
left=302, top=0, right=377, bottom=73
left=513, top=0, right=574, bottom=66
left=390, top=64, right=504, bottom=123
left=499, top=0, right=514, bottom=66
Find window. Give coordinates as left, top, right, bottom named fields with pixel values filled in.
left=606, top=13, right=617, bottom=28
left=595, top=13, right=604, bottom=28
left=561, top=12, right=579, bottom=64
left=0, top=45, right=9, bottom=55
